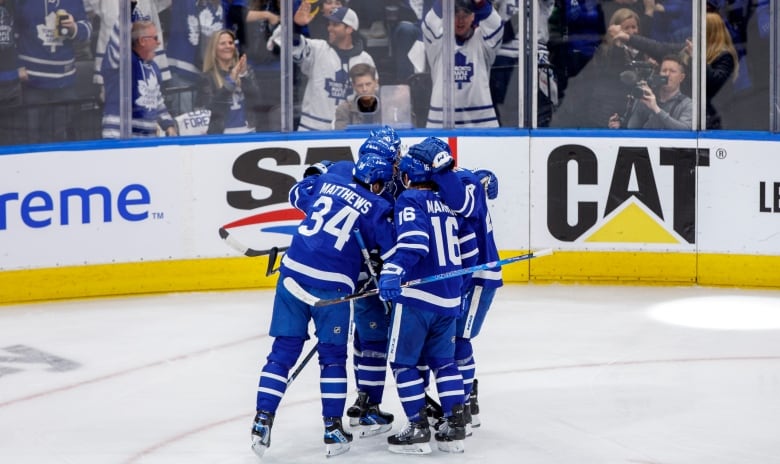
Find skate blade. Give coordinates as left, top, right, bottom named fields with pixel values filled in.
left=358, top=422, right=392, bottom=438
left=436, top=439, right=465, bottom=453
left=388, top=442, right=432, bottom=455
left=465, top=423, right=473, bottom=437
left=471, top=413, right=481, bottom=428
left=325, top=441, right=351, bottom=457
left=251, top=440, right=268, bottom=458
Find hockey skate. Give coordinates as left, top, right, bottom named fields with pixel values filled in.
left=346, top=391, right=368, bottom=427
left=357, top=403, right=394, bottom=437
left=250, top=410, right=274, bottom=458
left=387, top=408, right=432, bottom=455
left=323, top=417, right=353, bottom=457
left=433, top=404, right=466, bottom=453
left=470, top=378, right=481, bottom=428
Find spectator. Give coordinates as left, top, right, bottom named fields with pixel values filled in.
left=101, top=20, right=177, bottom=138
left=0, top=0, right=22, bottom=145
left=608, top=11, right=738, bottom=130
left=289, top=6, right=377, bottom=131
left=92, top=1, right=171, bottom=87
left=551, top=8, right=646, bottom=128
left=608, top=54, right=692, bottom=130
left=16, top=0, right=92, bottom=143
left=333, top=63, right=380, bottom=129
left=196, top=29, right=260, bottom=134
left=704, top=11, right=738, bottom=130
left=422, top=0, right=503, bottom=128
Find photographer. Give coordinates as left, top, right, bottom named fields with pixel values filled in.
left=333, top=63, right=381, bottom=129
left=609, top=55, right=691, bottom=130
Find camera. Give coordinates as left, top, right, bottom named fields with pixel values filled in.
left=56, top=9, right=70, bottom=37
left=620, top=61, right=668, bottom=99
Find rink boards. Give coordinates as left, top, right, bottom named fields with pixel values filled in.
left=1, top=130, right=779, bottom=303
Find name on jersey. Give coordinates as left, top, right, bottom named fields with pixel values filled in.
left=320, top=182, right=373, bottom=214
left=426, top=199, right=453, bottom=215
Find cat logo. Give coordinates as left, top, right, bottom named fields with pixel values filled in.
left=547, top=144, right=710, bottom=245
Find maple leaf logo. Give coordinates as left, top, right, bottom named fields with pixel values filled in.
left=453, top=51, right=474, bottom=89
left=324, top=68, right=352, bottom=105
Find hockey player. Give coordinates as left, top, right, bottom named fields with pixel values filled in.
left=251, top=153, right=396, bottom=458
left=288, top=135, right=402, bottom=440
left=379, top=142, right=469, bottom=455
left=423, top=0, right=503, bottom=128
left=342, top=136, right=401, bottom=438
left=408, top=137, right=502, bottom=431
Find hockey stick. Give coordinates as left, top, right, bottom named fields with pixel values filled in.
left=312, top=248, right=554, bottom=307
left=352, top=229, right=393, bottom=314
left=265, top=246, right=284, bottom=276
left=287, top=342, right=318, bottom=387
left=218, top=227, right=289, bottom=259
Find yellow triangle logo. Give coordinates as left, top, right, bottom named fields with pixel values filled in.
left=585, top=202, right=679, bottom=243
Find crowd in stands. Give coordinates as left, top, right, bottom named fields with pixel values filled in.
left=0, top=0, right=773, bottom=146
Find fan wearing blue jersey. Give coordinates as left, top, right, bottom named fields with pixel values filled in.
left=409, top=136, right=503, bottom=432
left=379, top=143, right=468, bottom=455
left=251, top=154, right=395, bottom=458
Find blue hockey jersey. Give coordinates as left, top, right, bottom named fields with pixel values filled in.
left=281, top=172, right=395, bottom=293
left=382, top=188, right=464, bottom=316
left=433, top=167, right=503, bottom=289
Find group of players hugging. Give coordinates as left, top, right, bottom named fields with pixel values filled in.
left=249, top=125, right=502, bottom=458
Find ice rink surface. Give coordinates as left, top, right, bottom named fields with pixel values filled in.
left=2, top=284, right=780, bottom=464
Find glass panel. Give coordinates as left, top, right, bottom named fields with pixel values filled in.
left=547, top=0, right=695, bottom=130
left=288, top=0, right=420, bottom=131
left=161, top=0, right=282, bottom=136
left=12, top=0, right=99, bottom=144
left=424, top=0, right=505, bottom=129
left=705, top=0, right=771, bottom=131
left=491, top=0, right=522, bottom=127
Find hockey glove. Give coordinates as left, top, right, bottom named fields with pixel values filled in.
left=378, top=263, right=404, bottom=301
left=474, top=169, right=499, bottom=199
left=409, top=137, right=453, bottom=173
left=303, top=160, right=334, bottom=178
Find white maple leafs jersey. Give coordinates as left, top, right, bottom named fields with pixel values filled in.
left=423, top=2, right=503, bottom=128
left=292, top=37, right=376, bottom=131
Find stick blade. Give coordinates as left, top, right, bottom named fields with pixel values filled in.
left=532, top=248, right=554, bottom=258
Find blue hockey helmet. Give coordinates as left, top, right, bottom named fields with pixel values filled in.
left=397, top=152, right=433, bottom=184
left=358, top=136, right=398, bottom=164
left=369, top=125, right=402, bottom=153
left=353, top=154, right=395, bottom=187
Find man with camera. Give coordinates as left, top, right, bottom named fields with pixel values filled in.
left=609, top=54, right=692, bottom=130
left=333, top=63, right=381, bottom=129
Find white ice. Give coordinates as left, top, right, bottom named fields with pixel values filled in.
left=1, top=284, right=780, bottom=464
